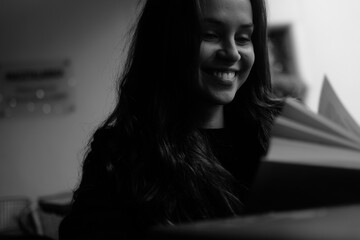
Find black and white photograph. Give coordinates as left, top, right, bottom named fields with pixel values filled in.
left=1, top=0, right=360, bottom=239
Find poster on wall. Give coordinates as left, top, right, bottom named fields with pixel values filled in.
left=0, top=60, right=75, bottom=118
left=268, top=25, right=307, bottom=101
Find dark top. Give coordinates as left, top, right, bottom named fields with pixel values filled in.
left=59, top=127, right=265, bottom=240
left=204, top=128, right=262, bottom=188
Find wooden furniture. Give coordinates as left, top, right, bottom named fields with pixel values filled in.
left=149, top=204, right=360, bottom=240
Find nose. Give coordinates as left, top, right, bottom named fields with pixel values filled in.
left=216, top=40, right=241, bottom=62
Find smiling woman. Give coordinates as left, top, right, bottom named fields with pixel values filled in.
left=59, top=0, right=283, bottom=239
left=196, top=0, right=255, bottom=127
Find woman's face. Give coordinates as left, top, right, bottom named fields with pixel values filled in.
left=196, top=0, right=255, bottom=106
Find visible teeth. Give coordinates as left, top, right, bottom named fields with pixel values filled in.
left=213, top=71, right=236, bottom=80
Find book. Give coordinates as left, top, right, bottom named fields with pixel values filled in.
left=148, top=77, right=360, bottom=240
left=149, top=204, right=360, bottom=240
left=246, top=77, right=360, bottom=214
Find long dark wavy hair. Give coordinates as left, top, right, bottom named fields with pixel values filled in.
left=76, top=0, right=282, bottom=227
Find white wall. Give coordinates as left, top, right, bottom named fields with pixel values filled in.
left=1, top=0, right=360, bottom=201
left=0, top=0, right=138, bottom=201
left=268, top=0, right=360, bottom=123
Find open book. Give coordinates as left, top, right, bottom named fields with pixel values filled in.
left=148, top=77, right=360, bottom=240
left=247, top=77, right=360, bottom=214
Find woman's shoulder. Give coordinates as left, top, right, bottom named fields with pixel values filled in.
left=92, top=126, right=118, bottom=145
left=87, top=126, right=124, bottom=157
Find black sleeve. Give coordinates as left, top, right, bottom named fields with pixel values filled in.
left=59, top=207, right=130, bottom=240
left=58, top=129, right=142, bottom=240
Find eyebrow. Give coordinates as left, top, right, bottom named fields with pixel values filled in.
left=202, top=18, right=254, bottom=29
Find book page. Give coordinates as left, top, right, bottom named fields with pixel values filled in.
left=318, top=76, right=360, bottom=139
left=271, top=116, right=360, bottom=151
left=266, top=137, right=360, bottom=170
left=280, top=97, right=360, bottom=145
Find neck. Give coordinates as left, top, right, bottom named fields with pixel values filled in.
left=196, top=104, right=224, bottom=129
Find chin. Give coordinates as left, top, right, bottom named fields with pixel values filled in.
left=208, top=91, right=237, bottom=105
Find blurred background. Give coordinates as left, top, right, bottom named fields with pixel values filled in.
left=1, top=0, right=360, bottom=236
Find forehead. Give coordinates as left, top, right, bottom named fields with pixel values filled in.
left=201, top=0, right=253, bottom=24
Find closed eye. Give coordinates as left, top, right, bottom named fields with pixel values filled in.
left=235, top=37, right=251, bottom=45
left=235, top=33, right=252, bottom=45
left=201, top=31, right=219, bottom=42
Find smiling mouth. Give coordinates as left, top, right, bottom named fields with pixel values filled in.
left=202, top=69, right=238, bottom=82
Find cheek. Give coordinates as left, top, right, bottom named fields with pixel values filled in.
left=242, top=47, right=255, bottom=70
left=198, top=42, right=206, bottom=64
left=199, top=41, right=216, bottom=64
left=241, top=49, right=255, bottom=73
